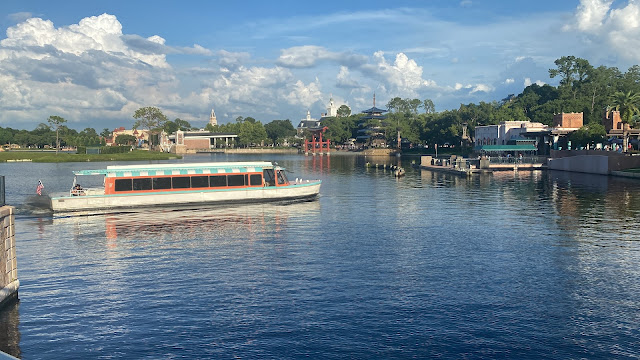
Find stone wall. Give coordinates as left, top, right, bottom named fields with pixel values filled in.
left=548, top=151, right=640, bottom=174
left=0, top=206, right=18, bottom=308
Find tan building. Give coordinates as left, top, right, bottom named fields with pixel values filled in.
left=107, top=127, right=150, bottom=146
left=209, top=108, right=217, bottom=127
left=553, top=112, right=583, bottom=129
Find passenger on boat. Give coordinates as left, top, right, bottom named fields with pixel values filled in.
left=72, top=183, right=84, bottom=196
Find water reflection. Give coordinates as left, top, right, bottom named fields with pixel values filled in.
left=52, top=200, right=321, bottom=244
left=0, top=300, right=20, bottom=358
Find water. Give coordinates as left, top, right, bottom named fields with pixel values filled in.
left=1, top=153, right=640, bottom=359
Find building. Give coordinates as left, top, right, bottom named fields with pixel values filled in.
left=553, top=112, right=583, bottom=130
left=107, top=127, right=150, bottom=147
left=603, top=109, right=622, bottom=133
left=297, top=110, right=321, bottom=136
left=209, top=108, right=217, bottom=127
left=160, top=130, right=238, bottom=154
left=474, top=121, right=548, bottom=155
left=356, top=94, right=388, bottom=147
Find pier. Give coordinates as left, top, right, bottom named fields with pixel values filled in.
left=0, top=176, right=18, bottom=310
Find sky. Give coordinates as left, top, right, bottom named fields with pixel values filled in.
left=1, top=0, right=640, bottom=131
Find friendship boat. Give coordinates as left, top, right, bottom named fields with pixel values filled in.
left=50, top=161, right=321, bottom=214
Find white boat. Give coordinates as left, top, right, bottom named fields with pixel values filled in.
left=50, top=161, right=321, bottom=214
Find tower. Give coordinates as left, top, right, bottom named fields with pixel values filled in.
left=209, top=109, right=217, bottom=127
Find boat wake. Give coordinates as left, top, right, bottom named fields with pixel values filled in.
left=17, top=195, right=53, bottom=216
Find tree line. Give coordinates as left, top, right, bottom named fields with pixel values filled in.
left=2, top=56, right=639, bottom=151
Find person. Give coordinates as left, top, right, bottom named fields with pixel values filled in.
left=72, top=183, right=83, bottom=196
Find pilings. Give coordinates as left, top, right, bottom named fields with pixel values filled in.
left=0, top=206, right=18, bottom=309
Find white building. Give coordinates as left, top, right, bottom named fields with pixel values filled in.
left=209, top=108, right=217, bottom=127
left=475, top=121, right=548, bottom=146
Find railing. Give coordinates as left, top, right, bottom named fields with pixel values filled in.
left=0, top=176, right=4, bottom=206
left=69, top=187, right=105, bottom=196
left=484, top=156, right=546, bottom=164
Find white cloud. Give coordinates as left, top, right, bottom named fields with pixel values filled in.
left=283, top=79, right=323, bottom=107
left=566, top=0, right=640, bottom=62
left=470, top=84, right=492, bottom=93
left=524, top=78, right=545, bottom=87
left=360, top=52, right=436, bottom=96
left=336, top=66, right=362, bottom=89
left=276, top=45, right=366, bottom=68
left=505, top=78, right=515, bottom=84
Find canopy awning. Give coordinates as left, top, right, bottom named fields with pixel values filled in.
left=475, top=145, right=537, bottom=152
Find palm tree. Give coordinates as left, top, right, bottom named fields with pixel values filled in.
left=609, top=91, right=640, bottom=124
left=609, top=91, right=640, bottom=151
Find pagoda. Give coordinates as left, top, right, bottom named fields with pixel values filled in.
left=356, top=94, right=388, bottom=148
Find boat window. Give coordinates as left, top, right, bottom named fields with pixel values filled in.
left=115, top=178, right=133, bottom=192
left=133, top=178, right=152, bottom=191
left=227, top=174, right=245, bottom=187
left=250, top=174, right=263, bottom=186
left=210, top=175, right=227, bottom=187
left=263, top=169, right=275, bottom=186
left=191, top=176, right=209, bottom=188
left=276, top=170, right=288, bottom=185
left=153, top=177, right=171, bottom=190
left=172, top=177, right=190, bottom=189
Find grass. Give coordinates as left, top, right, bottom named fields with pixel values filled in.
left=0, top=150, right=181, bottom=163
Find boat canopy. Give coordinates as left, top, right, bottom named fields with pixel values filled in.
left=73, top=161, right=277, bottom=178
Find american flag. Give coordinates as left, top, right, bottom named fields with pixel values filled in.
left=36, top=180, right=44, bottom=196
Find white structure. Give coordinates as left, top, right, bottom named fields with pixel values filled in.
left=209, top=108, right=217, bottom=127
left=475, top=121, right=548, bottom=146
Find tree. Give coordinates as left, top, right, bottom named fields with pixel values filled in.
left=115, top=134, right=137, bottom=146
left=609, top=91, right=640, bottom=124
left=337, top=105, right=351, bottom=117
left=100, top=128, right=112, bottom=138
left=549, top=56, right=594, bottom=100
left=47, top=115, right=67, bottom=153
left=423, top=99, right=435, bottom=114
left=133, top=107, right=168, bottom=147
left=264, top=120, right=296, bottom=144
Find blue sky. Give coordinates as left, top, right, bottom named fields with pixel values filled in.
left=1, top=0, right=638, bottom=130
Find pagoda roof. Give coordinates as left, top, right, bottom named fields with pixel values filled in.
left=361, top=106, right=388, bottom=114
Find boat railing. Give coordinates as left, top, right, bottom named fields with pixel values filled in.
left=69, top=187, right=105, bottom=196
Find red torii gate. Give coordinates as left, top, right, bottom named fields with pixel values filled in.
left=304, top=126, right=331, bottom=156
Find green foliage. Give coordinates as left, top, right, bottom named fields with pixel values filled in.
left=100, top=145, right=131, bottom=154
left=115, top=134, right=137, bottom=145
left=337, top=105, right=351, bottom=117
left=264, top=119, right=296, bottom=144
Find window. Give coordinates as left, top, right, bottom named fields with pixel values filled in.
left=114, top=178, right=133, bottom=192
left=276, top=170, right=288, bottom=185
left=249, top=174, right=263, bottom=186
left=191, top=176, right=209, bottom=188
left=227, top=174, right=245, bottom=187
left=263, top=169, right=275, bottom=186
left=133, top=178, right=152, bottom=191
left=210, top=175, right=227, bottom=187
left=153, top=177, right=171, bottom=190
left=172, top=177, right=190, bottom=189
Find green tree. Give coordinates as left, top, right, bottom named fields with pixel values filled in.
left=337, top=105, right=351, bottom=117
left=100, top=128, right=112, bottom=138
left=47, top=115, right=67, bottom=153
left=264, top=119, right=296, bottom=145
left=609, top=91, right=640, bottom=125
left=423, top=99, right=435, bottom=114
left=133, top=107, right=168, bottom=147
left=115, top=134, right=137, bottom=146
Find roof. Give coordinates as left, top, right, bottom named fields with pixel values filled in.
left=361, top=106, right=388, bottom=114
left=73, top=161, right=277, bottom=177
left=475, top=145, right=537, bottom=152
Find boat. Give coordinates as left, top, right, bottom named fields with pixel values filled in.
left=50, top=161, right=321, bottom=214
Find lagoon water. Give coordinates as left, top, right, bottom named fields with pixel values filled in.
left=1, top=153, right=640, bottom=359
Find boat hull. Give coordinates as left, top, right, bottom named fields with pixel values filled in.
left=51, top=181, right=321, bottom=214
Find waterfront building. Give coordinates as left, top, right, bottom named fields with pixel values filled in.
left=106, top=127, right=150, bottom=147
left=159, top=130, right=238, bottom=154
left=357, top=94, right=388, bottom=148
left=297, top=110, right=321, bottom=137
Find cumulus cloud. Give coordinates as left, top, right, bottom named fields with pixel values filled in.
left=505, top=78, right=515, bottom=84
left=360, top=52, right=436, bottom=96
left=336, top=66, right=362, bottom=89
left=524, top=78, right=545, bottom=87
left=566, top=0, right=640, bottom=61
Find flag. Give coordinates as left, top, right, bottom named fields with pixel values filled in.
left=36, top=180, right=44, bottom=196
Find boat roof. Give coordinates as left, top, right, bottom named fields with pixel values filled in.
left=73, top=161, right=277, bottom=177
